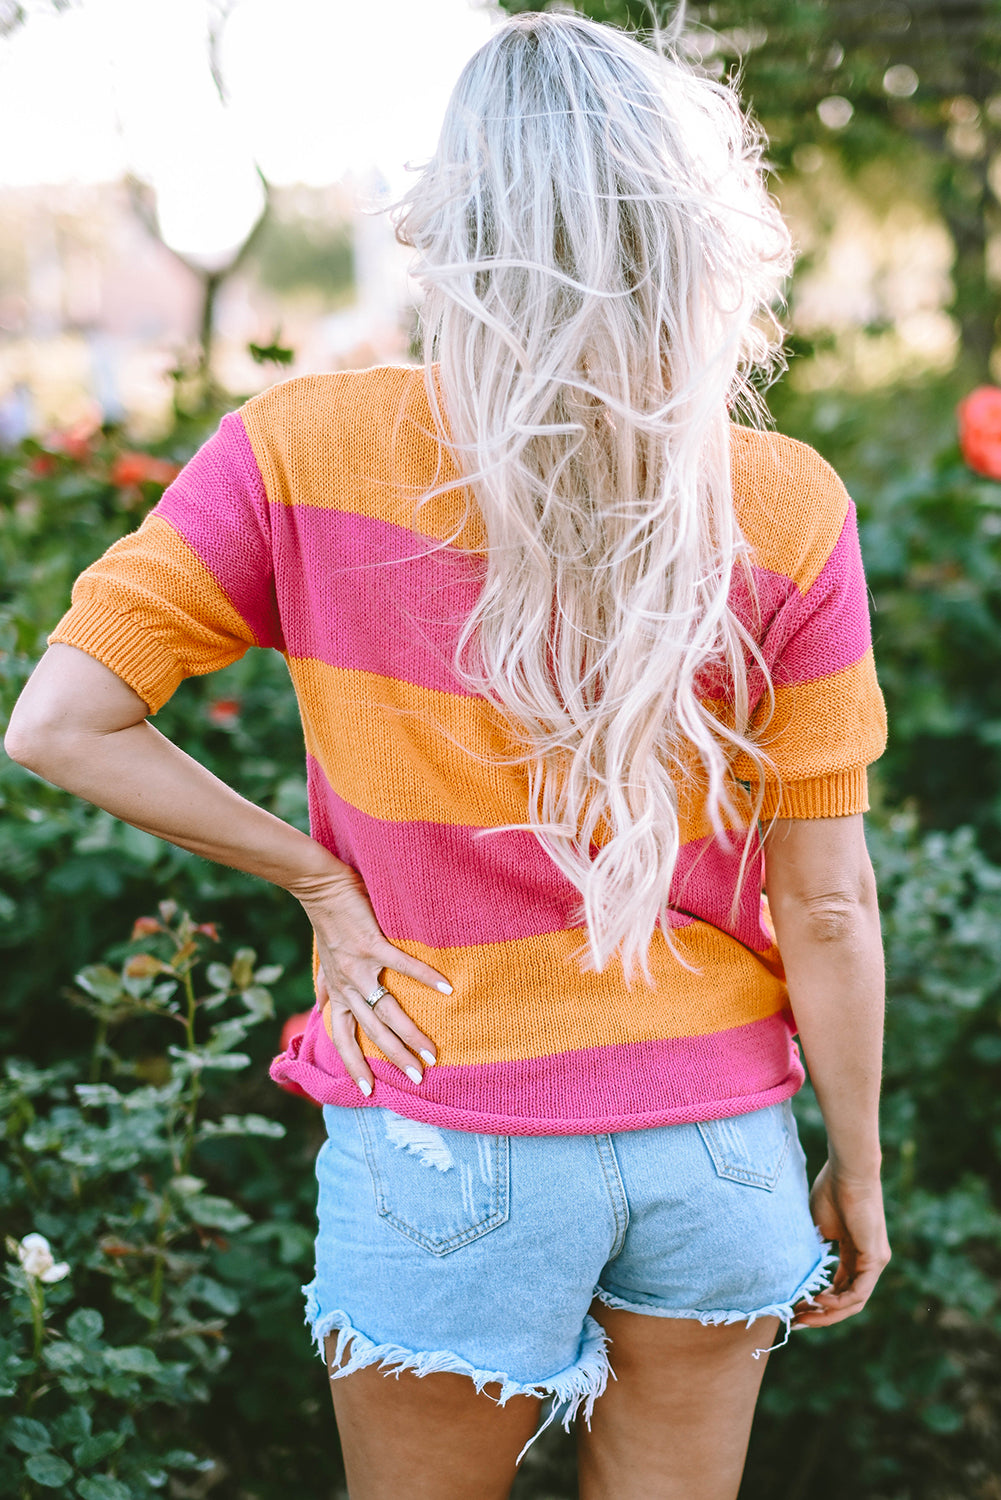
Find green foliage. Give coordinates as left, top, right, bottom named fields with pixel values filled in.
left=499, top=0, right=1001, bottom=373
left=770, top=377, right=1001, bottom=852
left=0, top=906, right=339, bottom=1499
left=0, top=426, right=314, bottom=1037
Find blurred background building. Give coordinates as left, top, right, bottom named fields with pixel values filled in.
left=1, top=0, right=990, bottom=438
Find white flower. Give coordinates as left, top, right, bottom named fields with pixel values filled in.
left=17, top=1233, right=70, bottom=1283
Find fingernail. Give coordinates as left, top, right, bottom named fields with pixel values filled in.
left=405, top=1066, right=423, bottom=1085
left=437, top=981, right=453, bottom=994
left=419, top=1050, right=436, bottom=1066
left=356, top=1078, right=372, bottom=1098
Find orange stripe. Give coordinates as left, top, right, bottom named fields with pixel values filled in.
left=289, top=657, right=531, bottom=826
left=736, top=651, right=886, bottom=787
left=240, top=367, right=486, bottom=550
left=243, top=374, right=853, bottom=596
left=732, top=427, right=850, bottom=594
left=49, top=515, right=254, bottom=714
left=348, top=924, right=786, bottom=1068
left=291, top=657, right=762, bottom=839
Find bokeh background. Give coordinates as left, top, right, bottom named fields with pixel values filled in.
left=2, top=2, right=1001, bottom=1497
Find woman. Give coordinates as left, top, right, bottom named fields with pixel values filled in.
left=6, top=12, right=890, bottom=1500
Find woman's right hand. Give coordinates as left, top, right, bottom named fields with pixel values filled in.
left=287, top=862, right=452, bottom=1097
left=792, top=1160, right=891, bottom=1329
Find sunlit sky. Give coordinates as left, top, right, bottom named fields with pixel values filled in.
left=0, top=0, right=497, bottom=258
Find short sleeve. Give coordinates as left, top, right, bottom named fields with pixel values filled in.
left=48, top=412, right=284, bottom=714
left=733, top=484, right=887, bottom=819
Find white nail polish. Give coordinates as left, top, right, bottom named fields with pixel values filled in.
left=356, top=1078, right=372, bottom=1097
left=419, top=1050, right=436, bottom=1066
left=437, top=981, right=453, bottom=994
left=405, top=1066, right=423, bottom=1085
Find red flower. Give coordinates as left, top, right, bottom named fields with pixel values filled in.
left=275, top=1010, right=315, bottom=1100
left=29, top=452, right=58, bottom=476
left=958, top=386, right=1001, bottom=480
left=207, top=697, right=241, bottom=728
left=54, top=419, right=98, bottom=463
left=111, top=452, right=181, bottom=489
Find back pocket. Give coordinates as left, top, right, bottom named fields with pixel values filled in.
left=355, top=1108, right=510, bottom=1255
left=696, top=1100, right=792, bottom=1191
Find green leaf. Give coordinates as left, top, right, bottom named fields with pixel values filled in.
left=43, top=1342, right=86, bottom=1373
left=53, top=1407, right=92, bottom=1446
left=199, top=1113, right=285, bottom=1140
left=186, top=1274, right=240, bottom=1316
left=73, top=1431, right=125, bottom=1469
left=25, top=1453, right=73, bottom=1487
left=66, top=1307, right=104, bottom=1344
left=74, top=1084, right=122, bottom=1107
left=77, top=1477, right=132, bottom=1500
left=231, top=948, right=256, bottom=988
left=200, top=1052, right=251, bottom=1071
left=205, top=962, right=232, bottom=992
left=73, top=965, right=123, bottom=1004
left=207, top=1018, right=249, bottom=1051
left=921, top=1403, right=964, bottom=1433
left=240, top=985, right=274, bottom=1020
left=185, top=1195, right=253, bottom=1232
left=102, top=1345, right=162, bottom=1375
left=253, top=964, right=283, bottom=984
left=7, top=1417, right=51, bottom=1454
left=169, top=1173, right=205, bottom=1197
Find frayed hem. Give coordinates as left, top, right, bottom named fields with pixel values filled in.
left=302, top=1283, right=611, bottom=1464
left=594, top=1233, right=838, bottom=1360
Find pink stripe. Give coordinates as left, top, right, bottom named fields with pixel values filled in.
left=306, top=755, right=770, bottom=950
left=271, top=506, right=482, bottom=695
left=699, top=506, right=871, bottom=699
left=156, top=412, right=284, bottom=649
left=270, top=1009, right=804, bottom=1133
left=767, top=507, right=872, bottom=688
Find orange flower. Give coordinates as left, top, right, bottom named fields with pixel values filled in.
left=111, top=451, right=181, bottom=489
left=957, top=386, right=1001, bottom=480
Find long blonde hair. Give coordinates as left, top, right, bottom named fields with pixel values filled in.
left=393, top=10, right=793, bottom=979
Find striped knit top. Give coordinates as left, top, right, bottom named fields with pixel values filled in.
left=51, top=366, right=887, bottom=1135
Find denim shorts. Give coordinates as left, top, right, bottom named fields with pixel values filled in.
left=304, top=1098, right=833, bottom=1455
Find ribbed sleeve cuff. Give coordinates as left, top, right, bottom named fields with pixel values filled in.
left=49, top=600, right=183, bottom=715
left=760, top=766, right=870, bottom=820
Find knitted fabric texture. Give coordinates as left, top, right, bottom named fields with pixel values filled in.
left=51, top=367, right=887, bottom=1134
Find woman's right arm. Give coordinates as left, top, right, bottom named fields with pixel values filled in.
left=763, top=812, right=891, bottom=1328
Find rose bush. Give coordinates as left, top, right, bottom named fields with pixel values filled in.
left=957, top=385, right=1001, bottom=480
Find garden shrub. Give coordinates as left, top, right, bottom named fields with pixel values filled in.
left=0, top=904, right=340, bottom=1498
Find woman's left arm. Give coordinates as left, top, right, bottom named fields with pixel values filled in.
left=5, top=643, right=447, bottom=1089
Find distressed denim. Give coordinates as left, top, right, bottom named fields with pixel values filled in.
left=304, top=1098, right=833, bottom=1458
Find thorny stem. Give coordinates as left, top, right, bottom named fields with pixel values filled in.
left=147, top=1193, right=172, bottom=1335
left=23, top=1278, right=46, bottom=1415
left=89, top=1013, right=109, bottom=1085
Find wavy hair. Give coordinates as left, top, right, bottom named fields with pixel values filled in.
left=393, top=9, right=793, bottom=979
